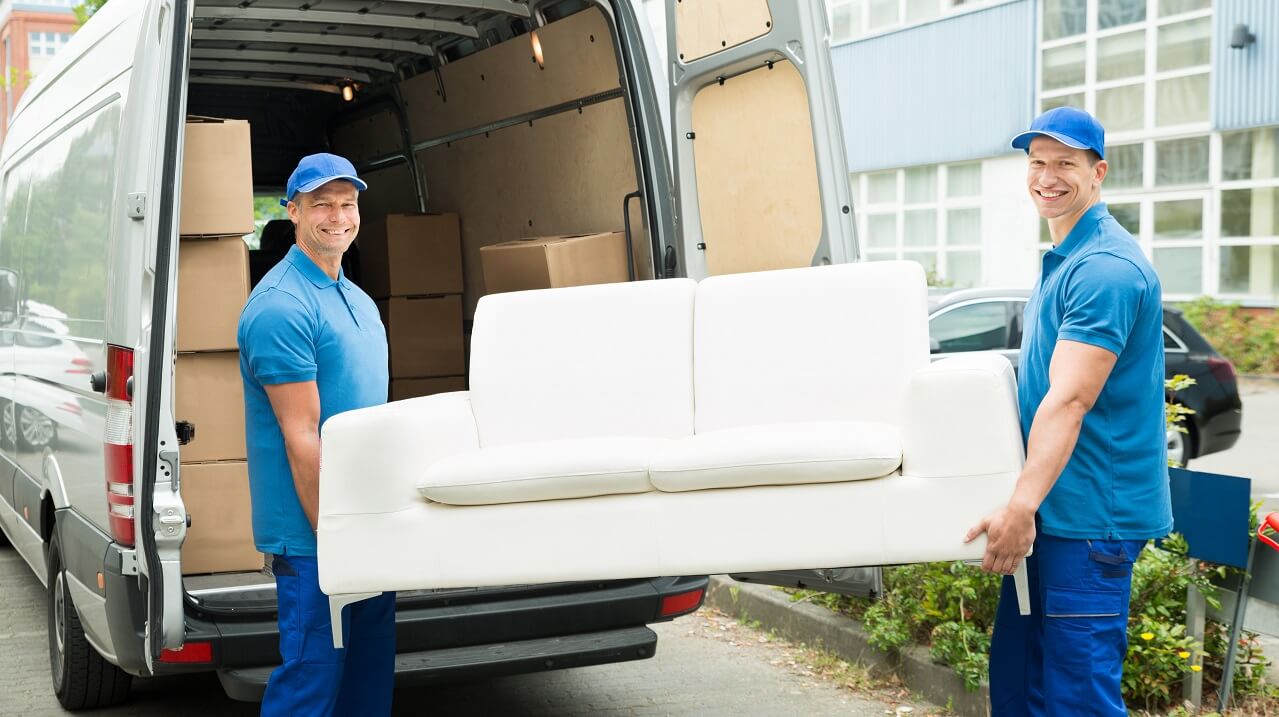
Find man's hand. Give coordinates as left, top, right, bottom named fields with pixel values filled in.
left=965, top=502, right=1036, bottom=574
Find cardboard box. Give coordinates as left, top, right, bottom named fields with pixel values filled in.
left=176, top=352, right=246, bottom=463
left=359, top=214, right=462, bottom=298
left=480, top=232, right=629, bottom=294
left=180, top=117, right=254, bottom=237
left=377, top=296, right=465, bottom=378
left=177, top=236, right=250, bottom=351
left=390, top=376, right=468, bottom=402
left=180, top=461, right=263, bottom=575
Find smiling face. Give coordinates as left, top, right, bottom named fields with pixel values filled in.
left=287, top=180, right=360, bottom=260
left=1026, top=135, right=1108, bottom=226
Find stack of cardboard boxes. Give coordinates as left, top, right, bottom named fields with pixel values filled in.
left=175, top=117, right=262, bottom=575
left=479, top=231, right=630, bottom=294
left=359, top=213, right=467, bottom=401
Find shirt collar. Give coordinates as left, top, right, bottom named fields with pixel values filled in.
left=1049, top=202, right=1109, bottom=259
left=286, top=244, right=351, bottom=290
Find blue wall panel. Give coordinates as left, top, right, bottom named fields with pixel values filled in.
left=1214, top=0, right=1279, bottom=131
left=832, top=0, right=1035, bottom=172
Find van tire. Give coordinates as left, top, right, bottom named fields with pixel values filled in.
left=47, top=531, right=132, bottom=709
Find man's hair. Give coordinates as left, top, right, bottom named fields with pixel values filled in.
left=1086, top=149, right=1102, bottom=166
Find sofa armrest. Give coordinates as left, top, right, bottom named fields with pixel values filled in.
left=901, top=354, right=1025, bottom=478
left=319, top=392, right=480, bottom=518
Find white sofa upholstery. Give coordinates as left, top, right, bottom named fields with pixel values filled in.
left=318, top=262, right=1028, bottom=646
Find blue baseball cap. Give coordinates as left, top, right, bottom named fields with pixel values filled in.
left=280, top=153, right=368, bottom=207
left=1010, top=107, right=1106, bottom=160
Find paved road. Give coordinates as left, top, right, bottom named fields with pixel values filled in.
left=0, top=545, right=930, bottom=717
left=1191, top=377, right=1279, bottom=504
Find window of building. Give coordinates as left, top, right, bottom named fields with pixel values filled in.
left=854, top=162, right=984, bottom=287
left=827, top=0, right=1006, bottom=44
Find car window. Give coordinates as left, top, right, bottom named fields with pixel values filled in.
left=1163, top=327, right=1185, bottom=350
left=929, top=302, right=1009, bottom=353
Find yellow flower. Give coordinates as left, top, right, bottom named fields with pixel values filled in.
left=1178, top=651, right=1191, bottom=659
left=1140, top=632, right=1155, bottom=641
left=1191, top=665, right=1203, bottom=672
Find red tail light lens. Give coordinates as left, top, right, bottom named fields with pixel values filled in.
left=104, top=345, right=135, bottom=547
left=1207, top=356, right=1236, bottom=385
left=659, top=588, right=706, bottom=618
left=159, top=642, right=212, bottom=664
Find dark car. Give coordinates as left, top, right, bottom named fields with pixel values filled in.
left=927, top=288, right=1243, bottom=467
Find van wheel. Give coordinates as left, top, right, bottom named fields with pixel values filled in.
left=47, top=532, right=132, bottom=709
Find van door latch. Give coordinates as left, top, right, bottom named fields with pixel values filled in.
left=127, top=193, right=146, bottom=220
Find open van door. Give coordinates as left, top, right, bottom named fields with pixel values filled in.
left=131, top=0, right=193, bottom=667
left=664, top=0, right=857, bottom=280
left=665, top=0, right=876, bottom=598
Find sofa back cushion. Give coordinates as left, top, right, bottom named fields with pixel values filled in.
left=693, top=261, right=929, bottom=433
left=469, top=279, right=697, bottom=446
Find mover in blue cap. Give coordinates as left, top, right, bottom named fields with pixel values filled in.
left=965, top=108, right=1171, bottom=716
left=239, top=154, right=395, bottom=716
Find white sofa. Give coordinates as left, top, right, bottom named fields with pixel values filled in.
left=318, top=261, right=1029, bottom=646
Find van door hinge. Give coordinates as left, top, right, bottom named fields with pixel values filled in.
left=120, top=549, right=139, bottom=576
left=127, top=192, right=146, bottom=220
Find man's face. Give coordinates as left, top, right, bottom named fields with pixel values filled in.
left=1026, top=135, right=1107, bottom=222
left=287, top=180, right=360, bottom=257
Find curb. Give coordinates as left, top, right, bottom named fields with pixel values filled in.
left=704, top=576, right=990, bottom=717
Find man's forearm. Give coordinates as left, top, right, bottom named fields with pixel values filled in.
left=1011, top=389, right=1089, bottom=513
left=282, top=430, right=322, bottom=530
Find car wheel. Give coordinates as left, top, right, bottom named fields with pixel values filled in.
left=18, top=404, right=56, bottom=450
left=47, top=530, right=132, bottom=709
left=1167, top=426, right=1192, bottom=468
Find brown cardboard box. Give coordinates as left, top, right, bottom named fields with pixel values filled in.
left=176, top=352, right=246, bottom=462
left=359, top=214, right=462, bottom=298
left=180, top=461, right=263, bottom=575
left=390, top=376, right=468, bottom=401
left=376, top=296, right=465, bottom=378
left=177, top=236, right=250, bottom=351
left=180, top=117, right=254, bottom=237
left=479, top=232, right=629, bottom=295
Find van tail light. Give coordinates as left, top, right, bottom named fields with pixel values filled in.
left=1208, top=356, right=1237, bottom=385
left=159, top=642, right=212, bottom=664
left=658, top=587, right=706, bottom=619
left=104, top=345, right=135, bottom=547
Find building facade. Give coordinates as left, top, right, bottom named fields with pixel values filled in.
left=0, top=0, right=77, bottom=134
left=829, top=0, right=1278, bottom=305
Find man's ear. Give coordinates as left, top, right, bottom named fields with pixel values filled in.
left=286, top=199, right=300, bottom=225
left=1094, top=159, right=1109, bottom=186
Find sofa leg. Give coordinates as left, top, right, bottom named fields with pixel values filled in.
left=1013, top=560, right=1031, bottom=616
left=328, top=592, right=382, bottom=649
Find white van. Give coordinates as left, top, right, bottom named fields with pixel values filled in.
left=0, top=0, right=863, bottom=708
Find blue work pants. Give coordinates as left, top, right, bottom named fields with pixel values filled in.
left=260, top=554, right=396, bottom=717
left=989, top=533, right=1146, bottom=716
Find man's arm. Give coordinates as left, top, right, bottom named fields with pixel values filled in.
left=964, top=339, right=1118, bottom=574
left=264, top=381, right=323, bottom=530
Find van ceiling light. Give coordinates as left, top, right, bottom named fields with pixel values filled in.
left=341, top=83, right=355, bottom=102
left=531, top=30, right=544, bottom=69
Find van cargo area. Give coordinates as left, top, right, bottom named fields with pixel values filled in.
left=175, top=0, right=656, bottom=598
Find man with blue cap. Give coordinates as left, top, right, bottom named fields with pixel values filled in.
left=964, top=107, right=1171, bottom=715
left=238, top=153, right=395, bottom=715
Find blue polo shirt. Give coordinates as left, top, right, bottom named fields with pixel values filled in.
left=1019, top=203, right=1172, bottom=541
left=238, top=245, right=388, bottom=556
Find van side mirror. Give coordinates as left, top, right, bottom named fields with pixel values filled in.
left=0, top=268, right=18, bottom=326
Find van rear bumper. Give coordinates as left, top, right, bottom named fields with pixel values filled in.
left=215, top=624, right=658, bottom=703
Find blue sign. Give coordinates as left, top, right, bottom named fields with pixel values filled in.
left=1168, top=467, right=1252, bottom=569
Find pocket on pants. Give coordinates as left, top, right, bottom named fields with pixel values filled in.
left=1045, top=586, right=1126, bottom=620
left=1043, top=585, right=1130, bottom=713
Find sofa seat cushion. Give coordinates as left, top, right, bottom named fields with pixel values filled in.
left=418, top=436, right=667, bottom=506
left=648, top=421, right=901, bottom=492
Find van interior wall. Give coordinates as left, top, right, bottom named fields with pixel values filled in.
left=334, top=6, right=650, bottom=320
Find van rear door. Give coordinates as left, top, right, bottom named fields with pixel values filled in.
left=664, top=0, right=857, bottom=280
left=665, top=0, right=876, bottom=598
left=132, top=0, right=193, bottom=666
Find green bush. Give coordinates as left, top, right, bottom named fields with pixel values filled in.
left=1179, top=297, right=1279, bottom=375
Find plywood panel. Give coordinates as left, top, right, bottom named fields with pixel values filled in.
left=690, top=60, right=821, bottom=276
left=675, top=0, right=773, bottom=63
left=417, top=98, right=647, bottom=318
left=400, top=7, right=621, bottom=143
left=331, top=109, right=403, bottom=163
left=358, top=162, right=420, bottom=219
